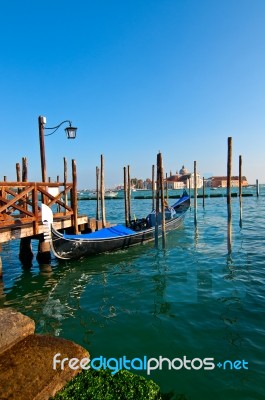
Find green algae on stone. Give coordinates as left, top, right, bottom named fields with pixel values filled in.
left=52, top=368, right=162, bottom=400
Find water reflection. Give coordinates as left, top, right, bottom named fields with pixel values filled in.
left=227, top=203, right=232, bottom=254
left=3, top=265, right=59, bottom=312
left=239, top=199, right=243, bottom=228
left=0, top=190, right=263, bottom=400
left=194, top=221, right=199, bottom=248
left=194, top=208, right=197, bottom=226
left=220, top=201, right=247, bottom=354
left=39, top=264, right=53, bottom=276
left=151, top=251, right=169, bottom=319
left=219, top=295, right=244, bottom=351
left=197, top=269, right=213, bottom=302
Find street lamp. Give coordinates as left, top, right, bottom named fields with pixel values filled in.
left=38, top=116, right=77, bottom=182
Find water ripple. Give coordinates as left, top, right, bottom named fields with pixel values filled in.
left=1, top=189, right=265, bottom=399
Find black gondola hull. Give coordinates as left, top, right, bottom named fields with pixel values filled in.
left=51, top=196, right=190, bottom=259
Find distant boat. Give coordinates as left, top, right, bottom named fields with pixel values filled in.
left=87, top=190, right=118, bottom=199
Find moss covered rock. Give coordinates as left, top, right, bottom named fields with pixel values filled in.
left=52, top=368, right=162, bottom=400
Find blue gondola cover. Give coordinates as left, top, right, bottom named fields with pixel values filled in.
left=64, top=225, right=135, bottom=240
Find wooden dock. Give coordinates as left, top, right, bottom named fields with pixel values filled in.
left=0, top=181, right=81, bottom=236
left=0, top=180, right=100, bottom=272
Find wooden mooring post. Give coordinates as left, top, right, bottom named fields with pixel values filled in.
left=124, top=166, right=129, bottom=226
left=22, top=157, right=28, bottom=183
left=57, top=175, right=61, bottom=213
left=19, top=237, right=34, bottom=266
left=100, top=155, right=106, bottom=228
left=227, top=137, right=232, bottom=204
left=72, top=159, right=79, bottom=234
left=203, top=177, right=205, bottom=208
left=16, top=163, right=21, bottom=182
left=239, top=155, right=242, bottom=200
left=96, top=166, right=100, bottom=229
left=165, top=172, right=168, bottom=202
left=64, top=157, right=68, bottom=207
left=227, top=137, right=232, bottom=251
left=239, top=155, right=242, bottom=228
left=159, top=153, right=166, bottom=249
left=127, top=165, right=131, bottom=223
left=39, top=116, right=47, bottom=183
left=155, top=154, right=160, bottom=248
left=152, top=164, right=155, bottom=211
left=36, top=236, right=52, bottom=265
left=194, top=161, right=197, bottom=224
left=155, top=152, right=166, bottom=248
left=19, top=157, right=34, bottom=266
left=256, top=179, right=259, bottom=197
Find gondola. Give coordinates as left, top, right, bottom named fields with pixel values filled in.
left=49, top=192, right=190, bottom=260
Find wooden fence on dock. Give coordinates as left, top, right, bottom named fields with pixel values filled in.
left=0, top=181, right=78, bottom=241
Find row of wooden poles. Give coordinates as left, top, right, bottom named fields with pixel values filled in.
left=230, top=143, right=260, bottom=200
left=3, top=156, right=71, bottom=198
left=1, top=157, right=30, bottom=184
left=124, top=152, right=167, bottom=248
left=0, top=137, right=259, bottom=272
left=95, top=153, right=167, bottom=248
left=95, top=138, right=259, bottom=247
left=192, top=137, right=260, bottom=222
left=3, top=138, right=260, bottom=210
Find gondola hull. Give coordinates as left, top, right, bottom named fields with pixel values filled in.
left=51, top=195, right=190, bottom=260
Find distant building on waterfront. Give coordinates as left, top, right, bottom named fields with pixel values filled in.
left=166, top=165, right=203, bottom=189
left=136, top=165, right=204, bottom=190
left=207, top=176, right=248, bottom=188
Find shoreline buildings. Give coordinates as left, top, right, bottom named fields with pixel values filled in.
left=143, top=165, right=203, bottom=190
left=205, top=176, right=248, bottom=188
left=129, top=167, right=248, bottom=191
left=165, top=165, right=203, bottom=189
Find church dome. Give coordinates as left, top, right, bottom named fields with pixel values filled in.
left=179, top=165, right=188, bottom=175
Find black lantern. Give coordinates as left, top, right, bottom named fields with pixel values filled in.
left=65, top=124, right=77, bottom=139
left=44, top=119, right=78, bottom=139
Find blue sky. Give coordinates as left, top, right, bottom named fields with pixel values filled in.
left=1, top=0, right=265, bottom=188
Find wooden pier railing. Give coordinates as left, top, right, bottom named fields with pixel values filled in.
left=0, top=181, right=76, bottom=236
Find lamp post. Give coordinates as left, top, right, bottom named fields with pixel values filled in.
left=38, top=116, right=77, bottom=183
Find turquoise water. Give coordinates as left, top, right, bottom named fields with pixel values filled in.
left=1, top=187, right=264, bottom=399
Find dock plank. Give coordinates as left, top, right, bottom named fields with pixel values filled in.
left=0, top=215, right=88, bottom=243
